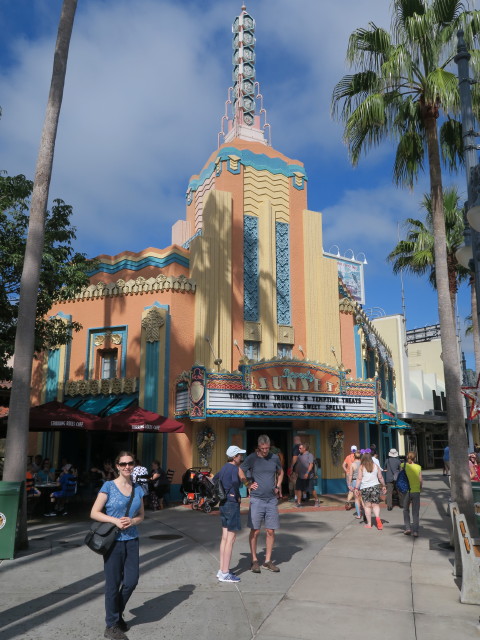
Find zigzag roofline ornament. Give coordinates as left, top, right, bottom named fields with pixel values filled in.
left=218, top=4, right=271, bottom=147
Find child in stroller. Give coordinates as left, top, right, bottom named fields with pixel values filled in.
left=181, top=467, right=218, bottom=513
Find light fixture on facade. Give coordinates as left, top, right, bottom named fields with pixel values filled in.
left=356, top=252, right=368, bottom=265
left=328, top=245, right=341, bottom=257
left=455, top=243, right=473, bottom=270
left=467, top=203, right=480, bottom=232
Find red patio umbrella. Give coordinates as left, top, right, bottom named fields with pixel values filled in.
left=99, top=405, right=185, bottom=433
left=29, top=400, right=102, bottom=431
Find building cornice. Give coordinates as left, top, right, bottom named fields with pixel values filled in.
left=72, top=274, right=196, bottom=301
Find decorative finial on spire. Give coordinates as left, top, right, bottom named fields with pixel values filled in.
left=218, top=5, right=271, bottom=147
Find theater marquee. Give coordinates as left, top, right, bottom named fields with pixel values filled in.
left=175, top=360, right=378, bottom=421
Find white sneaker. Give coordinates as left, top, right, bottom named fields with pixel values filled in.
left=218, top=572, right=240, bottom=582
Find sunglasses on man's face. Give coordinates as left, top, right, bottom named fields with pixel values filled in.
left=118, top=461, right=134, bottom=468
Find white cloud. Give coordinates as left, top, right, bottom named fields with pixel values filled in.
left=321, top=183, right=429, bottom=271
left=0, top=0, right=467, bottom=266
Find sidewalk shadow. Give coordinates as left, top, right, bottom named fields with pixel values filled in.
left=234, top=544, right=302, bottom=575
left=129, top=584, right=195, bottom=625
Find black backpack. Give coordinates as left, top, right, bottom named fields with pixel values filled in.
left=213, top=476, right=227, bottom=505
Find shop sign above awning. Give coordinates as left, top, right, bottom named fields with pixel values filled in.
left=175, top=360, right=379, bottom=422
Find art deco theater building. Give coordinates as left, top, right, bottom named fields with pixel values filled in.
left=31, top=6, right=401, bottom=496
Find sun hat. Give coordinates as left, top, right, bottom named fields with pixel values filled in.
left=388, top=448, right=399, bottom=457
left=226, top=445, right=246, bottom=457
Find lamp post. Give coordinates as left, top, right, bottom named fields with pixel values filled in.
left=455, top=31, right=480, bottom=349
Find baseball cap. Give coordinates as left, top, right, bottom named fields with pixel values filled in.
left=351, top=445, right=357, bottom=451
left=226, top=445, right=246, bottom=457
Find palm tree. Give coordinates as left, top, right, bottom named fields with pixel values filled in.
left=388, top=186, right=469, bottom=312
left=2, top=0, right=78, bottom=548
left=332, top=0, right=480, bottom=527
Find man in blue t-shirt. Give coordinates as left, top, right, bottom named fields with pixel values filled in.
left=213, top=445, right=246, bottom=583
left=239, top=434, right=284, bottom=574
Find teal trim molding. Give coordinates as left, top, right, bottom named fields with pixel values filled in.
left=88, top=252, right=189, bottom=276
left=244, top=216, right=259, bottom=322
left=187, top=147, right=308, bottom=194
left=46, top=348, right=61, bottom=402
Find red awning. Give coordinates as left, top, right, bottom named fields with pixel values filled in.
left=29, top=401, right=103, bottom=431
left=98, top=406, right=185, bottom=433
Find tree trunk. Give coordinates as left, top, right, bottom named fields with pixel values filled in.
left=2, top=0, right=77, bottom=550
left=424, top=112, right=475, bottom=530
left=470, top=277, right=480, bottom=377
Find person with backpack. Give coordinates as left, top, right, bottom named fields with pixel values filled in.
left=402, top=451, right=422, bottom=537
left=213, top=445, right=246, bottom=583
left=384, top=448, right=403, bottom=511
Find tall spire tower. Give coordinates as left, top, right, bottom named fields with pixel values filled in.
left=219, top=4, right=271, bottom=147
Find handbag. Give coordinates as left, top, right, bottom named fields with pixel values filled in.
left=395, top=463, right=410, bottom=494
left=85, top=483, right=136, bottom=555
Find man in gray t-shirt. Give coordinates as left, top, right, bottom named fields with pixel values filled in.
left=239, top=434, right=284, bottom=574
left=295, top=443, right=320, bottom=507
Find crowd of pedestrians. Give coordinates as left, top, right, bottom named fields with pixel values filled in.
left=83, top=436, right=479, bottom=640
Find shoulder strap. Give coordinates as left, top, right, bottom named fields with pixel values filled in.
left=124, top=485, right=136, bottom=517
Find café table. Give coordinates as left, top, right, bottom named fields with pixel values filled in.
left=35, top=482, right=57, bottom=514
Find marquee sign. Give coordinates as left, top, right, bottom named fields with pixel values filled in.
left=175, top=360, right=378, bottom=421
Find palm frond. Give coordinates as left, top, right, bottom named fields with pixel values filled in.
left=440, top=118, right=464, bottom=169
left=432, top=0, right=467, bottom=25
left=381, top=43, right=417, bottom=87
left=393, top=130, right=425, bottom=186
left=344, top=93, right=390, bottom=164
left=424, top=68, right=460, bottom=110
left=346, top=24, right=392, bottom=71
left=457, top=9, right=480, bottom=43
left=392, top=0, right=427, bottom=40
left=331, top=71, right=381, bottom=120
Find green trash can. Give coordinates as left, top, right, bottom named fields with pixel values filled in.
left=472, top=481, right=480, bottom=504
left=0, top=481, right=23, bottom=559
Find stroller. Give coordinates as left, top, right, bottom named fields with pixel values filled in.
left=181, top=467, right=218, bottom=513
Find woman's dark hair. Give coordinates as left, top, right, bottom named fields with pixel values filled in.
left=114, top=451, right=135, bottom=466
left=152, top=459, right=160, bottom=467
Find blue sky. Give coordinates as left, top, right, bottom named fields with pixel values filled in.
left=0, top=0, right=474, bottom=365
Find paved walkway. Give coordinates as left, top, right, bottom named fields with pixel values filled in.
left=0, top=471, right=478, bottom=639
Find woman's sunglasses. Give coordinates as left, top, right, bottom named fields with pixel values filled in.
left=118, top=461, right=134, bottom=468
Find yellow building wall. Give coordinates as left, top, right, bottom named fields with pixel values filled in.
left=372, top=315, right=407, bottom=412
left=191, top=190, right=233, bottom=370
left=408, top=338, right=444, bottom=382
left=243, top=168, right=291, bottom=359
left=257, top=200, right=277, bottom=359
left=243, top=166, right=290, bottom=222
left=303, top=209, right=341, bottom=364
